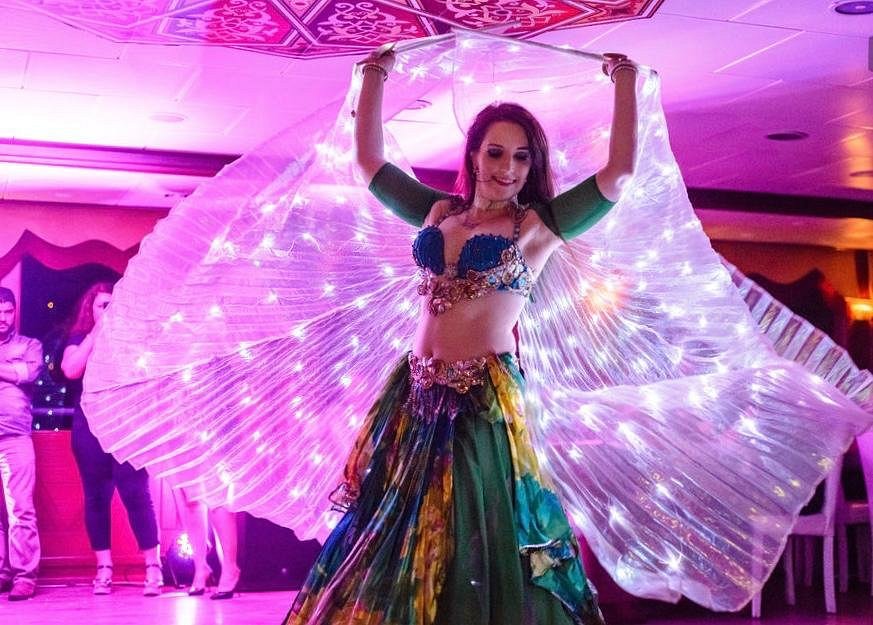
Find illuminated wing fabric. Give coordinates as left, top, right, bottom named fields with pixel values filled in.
left=83, top=31, right=872, bottom=612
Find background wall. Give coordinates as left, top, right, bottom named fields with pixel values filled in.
left=1, top=201, right=165, bottom=261
left=0, top=201, right=166, bottom=306
left=1, top=203, right=173, bottom=580
left=5, top=201, right=871, bottom=583
left=712, top=240, right=865, bottom=298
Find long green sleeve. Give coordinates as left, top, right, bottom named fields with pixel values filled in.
left=368, top=163, right=453, bottom=227
left=534, top=174, right=616, bottom=240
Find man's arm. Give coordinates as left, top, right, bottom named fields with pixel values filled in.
left=0, top=338, right=43, bottom=384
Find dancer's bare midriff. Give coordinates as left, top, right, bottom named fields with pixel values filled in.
left=412, top=291, right=527, bottom=361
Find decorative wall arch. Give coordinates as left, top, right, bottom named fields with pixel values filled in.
left=0, top=230, right=137, bottom=279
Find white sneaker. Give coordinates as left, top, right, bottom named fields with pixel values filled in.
left=92, top=565, right=112, bottom=595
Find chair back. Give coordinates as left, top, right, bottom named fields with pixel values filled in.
left=856, top=431, right=873, bottom=525
left=821, top=454, right=845, bottom=533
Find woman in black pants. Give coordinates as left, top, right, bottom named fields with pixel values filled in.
left=61, top=282, right=162, bottom=596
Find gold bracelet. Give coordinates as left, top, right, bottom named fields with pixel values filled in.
left=362, top=63, right=388, bottom=82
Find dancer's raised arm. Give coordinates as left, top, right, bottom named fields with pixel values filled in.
left=595, top=53, right=639, bottom=202
left=533, top=53, right=639, bottom=243
left=354, top=45, right=394, bottom=183
left=354, top=45, right=453, bottom=227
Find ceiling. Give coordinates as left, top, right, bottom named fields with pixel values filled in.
left=4, top=0, right=664, bottom=57
left=0, top=0, right=871, bottom=247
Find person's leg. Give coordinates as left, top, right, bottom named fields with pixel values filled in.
left=71, top=413, right=117, bottom=593
left=210, top=507, right=240, bottom=598
left=113, top=459, right=161, bottom=595
left=172, top=489, right=211, bottom=593
left=0, top=435, right=40, bottom=599
left=0, top=448, right=11, bottom=589
left=114, top=460, right=160, bottom=552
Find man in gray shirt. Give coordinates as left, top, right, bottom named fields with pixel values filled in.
left=0, top=287, right=43, bottom=600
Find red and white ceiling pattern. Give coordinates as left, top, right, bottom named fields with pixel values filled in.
left=14, top=0, right=663, bottom=58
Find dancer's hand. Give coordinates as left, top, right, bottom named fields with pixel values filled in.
left=358, top=43, right=396, bottom=75
left=602, top=52, right=637, bottom=82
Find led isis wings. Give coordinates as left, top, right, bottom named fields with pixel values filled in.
left=82, top=32, right=872, bottom=612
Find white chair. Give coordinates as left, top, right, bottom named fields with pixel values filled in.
left=752, top=455, right=844, bottom=617
left=837, top=432, right=873, bottom=595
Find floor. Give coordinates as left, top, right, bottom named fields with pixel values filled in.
left=2, top=582, right=871, bottom=625
left=644, top=588, right=873, bottom=625
left=3, top=582, right=290, bottom=625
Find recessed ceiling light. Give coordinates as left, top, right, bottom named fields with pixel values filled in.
left=149, top=112, right=187, bottom=123
left=765, top=131, right=809, bottom=141
left=849, top=170, right=873, bottom=177
left=833, top=1, right=873, bottom=15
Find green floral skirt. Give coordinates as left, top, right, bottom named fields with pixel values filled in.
left=284, top=354, right=604, bottom=625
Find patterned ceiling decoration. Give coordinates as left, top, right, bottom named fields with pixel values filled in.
left=15, top=0, right=663, bottom=58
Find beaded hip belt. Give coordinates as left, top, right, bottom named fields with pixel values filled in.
left=407, top=353, right=489, bottom=394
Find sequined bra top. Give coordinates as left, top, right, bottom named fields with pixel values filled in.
left=412, top=204, right=535, bottom=316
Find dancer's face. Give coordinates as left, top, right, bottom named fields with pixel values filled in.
left=471, top=121, right=531, bottom=203
left=92, top=292, right=111, bottom=325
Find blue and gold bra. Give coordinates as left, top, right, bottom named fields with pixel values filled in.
left=412, top=203, right=535, bottom=315
left=367, top=162, right=617, bottom=315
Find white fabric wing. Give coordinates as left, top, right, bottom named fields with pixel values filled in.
left=82, top=31, right=873, bottom=613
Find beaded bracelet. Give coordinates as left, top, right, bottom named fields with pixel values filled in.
left=362, top=63, right=388, bottom=82
left=609, top=62, right=637, bottom=83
